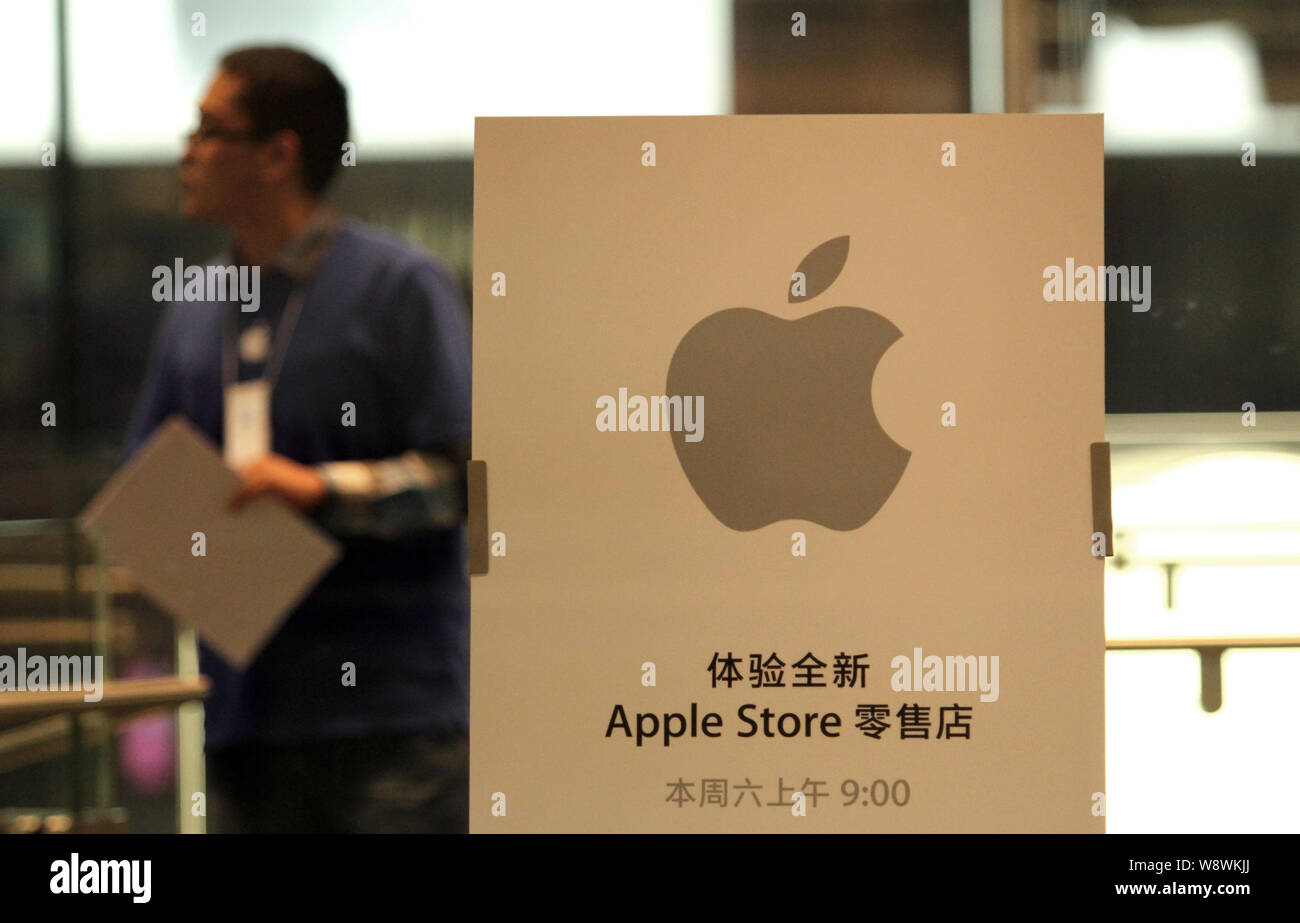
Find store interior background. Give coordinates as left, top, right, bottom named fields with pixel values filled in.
left=1, top=0, right=1298, bottom=832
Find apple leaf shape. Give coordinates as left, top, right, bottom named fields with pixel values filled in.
left=668, top=305, right=909, bottom=531
left=789, top=235, right=850, bottom=303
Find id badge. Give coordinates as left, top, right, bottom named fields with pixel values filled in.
left=224, top=378, right=272, bottom=468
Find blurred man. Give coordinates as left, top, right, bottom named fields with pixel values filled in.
left=125, top=46, right=471, bottom=832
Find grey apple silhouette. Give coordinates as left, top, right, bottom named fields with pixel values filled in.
left=666, top=237, right=909, bottom=531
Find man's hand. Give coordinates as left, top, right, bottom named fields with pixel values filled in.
left=230, top=453, right=329, bottom=512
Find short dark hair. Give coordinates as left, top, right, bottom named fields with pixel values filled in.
left=218, top=45, right=349, bottom=196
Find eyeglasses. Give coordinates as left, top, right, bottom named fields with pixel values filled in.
left=183, top=125, right=263, bottom=145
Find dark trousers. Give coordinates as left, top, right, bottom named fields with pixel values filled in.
left=205, top=732, right=468, bottom=834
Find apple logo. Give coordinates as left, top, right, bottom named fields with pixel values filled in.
left=666, top=235, right=910, bottom=531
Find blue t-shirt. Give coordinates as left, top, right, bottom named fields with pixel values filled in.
left=124, top=218, right=472, bottom=749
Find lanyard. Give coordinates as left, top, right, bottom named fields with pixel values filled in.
left=218, top=208, right=337, bottom=393
left=221, top=282, right=307, bottom=394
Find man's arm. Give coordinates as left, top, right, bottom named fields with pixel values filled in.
left=311, top=255, right=472, bottom=539
left=230, top=255, right=472, bottom=540
left=229, top=443, right=470, bottom=538
left=313, top=442, right=470, bottom=538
